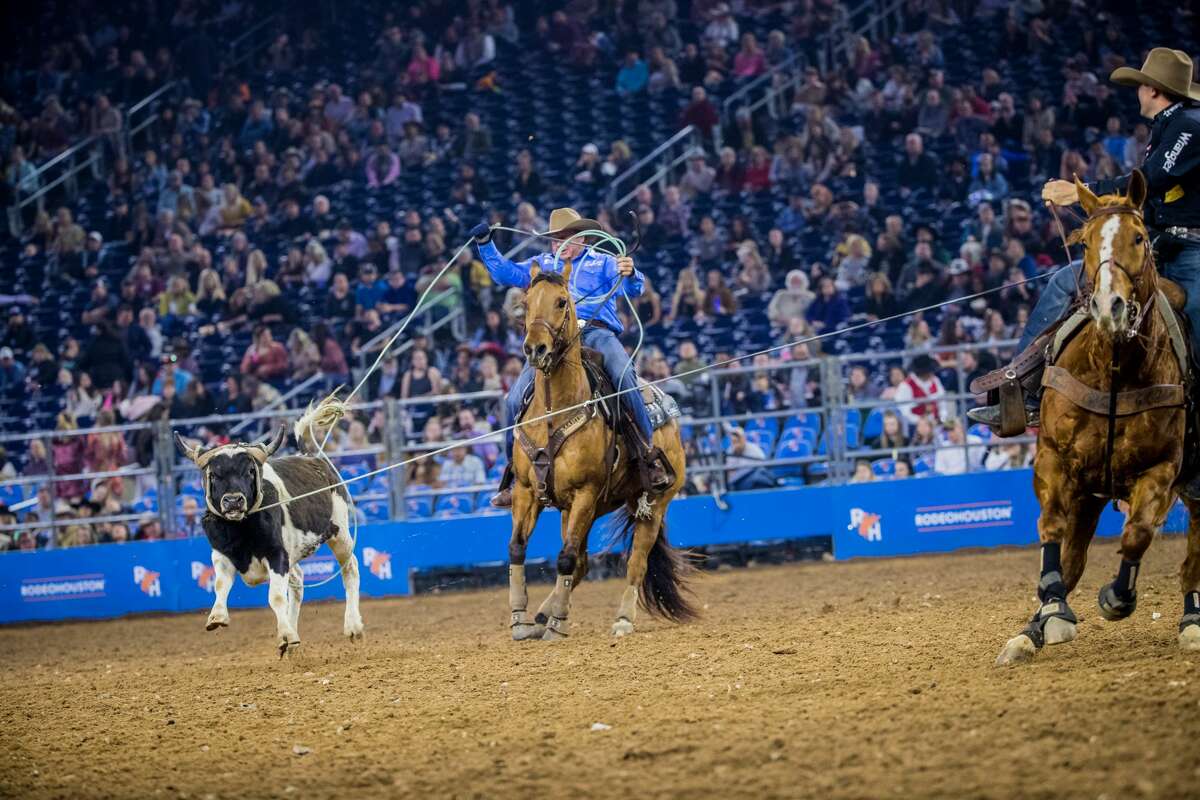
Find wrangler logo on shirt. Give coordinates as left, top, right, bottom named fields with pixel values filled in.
left=1163, top=132, right=1193, bottom=173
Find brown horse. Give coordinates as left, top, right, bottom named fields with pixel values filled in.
left=997, top=171, right=1200, bottom=664
left=506, top=263, right=694, bottom=641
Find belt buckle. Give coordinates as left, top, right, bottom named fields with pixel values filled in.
left=577, top=320, right=587, bottom=331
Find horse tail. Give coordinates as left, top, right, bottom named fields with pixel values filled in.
left=607, top=508, right=700, bottom=622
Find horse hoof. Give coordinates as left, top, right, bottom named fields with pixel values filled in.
left=278, top=639, right=301, bottom=658
left=1097, top=584, right=1136, bottom=621
left=1043, top=616, right=1077, bottom=646
left=511, top=623, right=545, bottom=641
left=995, top=634, right=1037, bottom=665
left=611, top=619, right=635, bottom=637
left=542, top=616, right=569, bottom=641
left=205, top=618, right=228, bottom=632
left=345, top=627, right=364, bottom=642
left=1179, top=624, right=1200, bottom=652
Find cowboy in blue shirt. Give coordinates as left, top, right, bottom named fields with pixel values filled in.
left=471, top=208, right=670, bottom=508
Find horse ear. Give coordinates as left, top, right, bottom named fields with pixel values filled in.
left=561, top=258, right=573, bottom=285
left=529, top=262, right=541, bottom=281
left=1127, top=169, right=1148, bottom=209
left=1074, top=176, right=1099, bottom=216
left=174, top=432, right=203, bottom=462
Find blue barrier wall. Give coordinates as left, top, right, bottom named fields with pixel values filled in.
left=1, top=469, right=1189, bottom=624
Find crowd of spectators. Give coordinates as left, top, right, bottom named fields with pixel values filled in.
left=1, top=0, right=1194, bottom=549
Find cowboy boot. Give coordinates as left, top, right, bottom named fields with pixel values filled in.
left=967, top=396, right=1041, bottom=431
left=632, top=435, right=673, bottom=495
left=490, top=463, right=515, bottom=508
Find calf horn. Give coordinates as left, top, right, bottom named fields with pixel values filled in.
left=249, top=426, right=288, bottom=463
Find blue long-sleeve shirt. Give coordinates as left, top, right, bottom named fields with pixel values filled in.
left=478, top=241, right=644, bottom=334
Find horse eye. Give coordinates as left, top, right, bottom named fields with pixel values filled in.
left=556, top=298, right=568, bottom=309
left=1135, top=234, right=1144, bottom=245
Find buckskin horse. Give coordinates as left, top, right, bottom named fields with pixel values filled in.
left=997, top=171, right=1200, bottom=665
left=506, top=264, right=694, bottom=641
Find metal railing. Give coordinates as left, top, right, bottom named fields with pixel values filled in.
left=13, top=11, right=281, bottom=220
left=226, top=13, right=282, bottom=70
left=604, top=125, right=697, bottom=210
left=353, top=289, right=467, bottom=399
left=712, top=0, right=901, bottom=152
left=0, top=339, right=1035, bottom=549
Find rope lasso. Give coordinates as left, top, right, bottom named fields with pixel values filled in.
left=254, top=266, right=1062, bottom=514
left=295, top=236, right=475, bottom=587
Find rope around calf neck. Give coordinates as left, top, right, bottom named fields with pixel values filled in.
left=253, top=267, right=1061, bottom=515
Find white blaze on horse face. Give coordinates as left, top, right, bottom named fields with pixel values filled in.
left=1094, top=215, right=1122, bottom=328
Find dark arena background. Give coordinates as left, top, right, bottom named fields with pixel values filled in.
left=2, top=1, right=1200, bottom=797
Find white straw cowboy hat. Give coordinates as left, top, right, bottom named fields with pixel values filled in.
left=541, top=207, right=603, bottom=239
left=1110, top=47, right=1200, bottom=101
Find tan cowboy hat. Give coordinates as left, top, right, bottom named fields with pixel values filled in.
left=1110, top=47, right=1200, bottom=101
left=541, top=207, right=603, bottom=239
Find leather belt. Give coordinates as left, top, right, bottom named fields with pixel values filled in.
left=1162, top=226, right=1200, bottom=240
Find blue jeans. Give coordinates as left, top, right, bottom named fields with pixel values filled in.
left=504, top=326, right=653, bottom=461
left=1018, top=243, right=1200, bottom=355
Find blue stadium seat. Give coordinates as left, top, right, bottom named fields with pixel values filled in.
left=784, top=412, right=822, bottom=433
left=405, top=495, right=433, bottom=518
left=0, top=483, right=24, bottom=506
left=862, top=408, right=887, bottom=441
left=435, top=493, right=475, bottom=517
left=747, top=428, right=776, bottom=453
left=968, top=424, right=994, bottom=444
left=360, top=501, right=389, bottom=522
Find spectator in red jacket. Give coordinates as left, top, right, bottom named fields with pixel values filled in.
left=240, top=325, right=289, bottom=381
left=680, top=85, right=720, bottom=141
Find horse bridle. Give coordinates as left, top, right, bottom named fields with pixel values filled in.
left=526, top=310, right=574, bottom=374
left=1079, top=205, right=1156, bottom=339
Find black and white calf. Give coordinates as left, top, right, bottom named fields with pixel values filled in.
left=175, top=426, right=362, bottom=656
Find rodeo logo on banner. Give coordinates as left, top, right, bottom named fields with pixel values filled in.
left=133, top=566, right=162, bottom=597
left=19, top=573, right=107, bottom=603
left=912, top=500, right=1015, bottom=533
left=191, top=562, right=215, bottom=592
left=363, top=548, right=392, bottom=580
left=848, top=509, right=882, bottom=542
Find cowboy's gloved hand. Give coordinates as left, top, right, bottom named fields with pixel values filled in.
left=616, top=256, right=635, bottom=277
left=470, top=222, right=492, bottom=244
left=1042, top=180, right=1078, bottom=207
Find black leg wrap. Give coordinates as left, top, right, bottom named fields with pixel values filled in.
left=1036, top=542, right=1067, bottom=603
left=1021, top=599, right=1078, bottom=649
left=1097, top=559, right=1139, bottom=621
left=556, top=551, right=577, bottom=576
left=1181, top=591, right=1200, bottom=633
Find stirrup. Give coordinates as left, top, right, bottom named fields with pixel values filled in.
left=967, top=402, right=1040, bottom=433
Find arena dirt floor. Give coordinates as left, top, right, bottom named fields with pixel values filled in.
left=3, top=534, right=1199, bottom=800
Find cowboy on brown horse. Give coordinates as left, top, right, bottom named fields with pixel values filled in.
left=470, top=208, right=673, bottom=507
left=995, top=171, right=1200, bottom=664
left=969, top=47, right=1200, bottom=499
left=503, top=260, right=694, bottom=640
